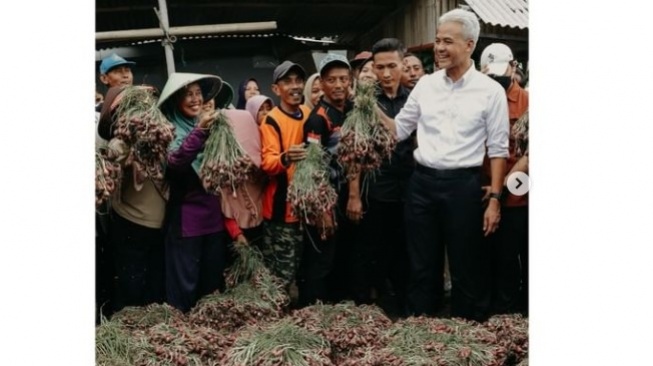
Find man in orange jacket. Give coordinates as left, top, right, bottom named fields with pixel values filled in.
left=480, top=43, right=529, bottom=315
left=258, top=61, right=310, bottom=293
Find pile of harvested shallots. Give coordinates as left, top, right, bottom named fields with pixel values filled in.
left=97, top=244, right=528, bottom=366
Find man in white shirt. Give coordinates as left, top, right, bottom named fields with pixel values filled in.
left=377, top=8, right=509, bottom=321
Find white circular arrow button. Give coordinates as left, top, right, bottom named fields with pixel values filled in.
left=507, top=172, right=531, bottom=196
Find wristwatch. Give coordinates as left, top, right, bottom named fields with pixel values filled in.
left=280, top=152, right=290, bottom=167
left=489, top=192, right=502, bottom=201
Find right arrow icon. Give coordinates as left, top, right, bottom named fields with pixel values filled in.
left=507, top=172, right=530, bottom=196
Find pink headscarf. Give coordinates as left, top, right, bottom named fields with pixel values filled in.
left=245, top=95, right=275, bottom=125
left=220, top=109, right=264, bottom=229
left=223, top=109, right=261, bottom=167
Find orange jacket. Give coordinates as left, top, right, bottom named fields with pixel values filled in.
left=259, top=105, right=311, bottom=223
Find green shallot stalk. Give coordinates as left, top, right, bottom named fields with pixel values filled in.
left=96, top=315, right=138, bottom=366
left=225, top=319, right=333, bottom=366
left=287, top=143, right=338, bottom=230
left=200, top=111, right=256, bottom=197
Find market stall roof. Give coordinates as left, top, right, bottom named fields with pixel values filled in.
left=463, top=0, right=528, bottom=29
left=96, top=0, right=404, bottom=49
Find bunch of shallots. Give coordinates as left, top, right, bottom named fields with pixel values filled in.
left=200, top=111, right=256, bottom=197
left=483, top=314, right=529, bottom=365
left=512, top=110, right=529, bottom=157
left=337, top=81, right=396, bottom=179
left=291, top=302, right=392, bottom=364
left=111, top=86, right=175, bottom=187
left=287, top=142, right=338, bottom=228
left=96, top=150, right=122, bottom=209
left=133, top=321, right=235, bottom=366
left=188, top=285, right=284, bottom=334
left=225, top=319, right=334, bottom=366
left=110, top=303, right=186, bottom=334
left=369, top=317, right=508, bottom=366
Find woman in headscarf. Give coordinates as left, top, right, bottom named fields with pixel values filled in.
left=235, top=78, right=260, bottom=109
left=202, top=85, right=267, bottom=253
left=245, top=94, right=275, bottom=125
left=302, top=73, right=322, bottom=110
left=157, top=72, right=229, bottom=313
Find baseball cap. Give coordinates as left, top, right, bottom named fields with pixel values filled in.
left=272, top=61, right=307, bottom=83
left=318, top=53, right=351, bottom=76
left=480, top=43, right=513, bottom=76
left=349, top=51, right=373, bottom=71
left=99, top=53, right=136, bottom=75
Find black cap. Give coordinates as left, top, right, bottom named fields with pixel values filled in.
left=272, top=61, right=307, bottom=83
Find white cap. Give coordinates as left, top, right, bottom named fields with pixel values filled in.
left=480, top=43, right=513, bottom=76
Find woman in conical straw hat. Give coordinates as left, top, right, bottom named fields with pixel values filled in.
left=158, top=72, right=233, bottom=312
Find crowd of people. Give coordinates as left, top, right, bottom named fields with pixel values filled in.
left=95, top=8, right=529, bottom=324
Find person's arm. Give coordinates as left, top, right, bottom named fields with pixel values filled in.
left=167, top=128, right=209, bottom=170
left=224, top=218, right=247, bottom=244
left=375, top=85, right=421, bottom=141
left=346, top=171, right=363, bottom=224
left=509, top=155, right=529, bottom=175
left=303, top=113, right=328, bottom=146
left=167, top=111, right=216, bottom=171
left=260, top=115, right=306, bottom=175
left=483, top=90, right=510, bottom=236
left=260, top=116, right=287, bottom=175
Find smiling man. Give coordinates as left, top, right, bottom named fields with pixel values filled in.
left=300, top=53, right=353, bottom=306
left=259, top=60, right=310, bottom=297
left=99, top=53, right=135, bottom=90
left=376, top=9, right=510, bottom=321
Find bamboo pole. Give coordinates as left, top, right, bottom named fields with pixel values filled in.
left=156, top=0, right=176, bottom=76
left=95, top=21, right=278, bottom=42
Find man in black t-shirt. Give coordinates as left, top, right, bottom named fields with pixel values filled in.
left=347, top=38, right=414, bottom=315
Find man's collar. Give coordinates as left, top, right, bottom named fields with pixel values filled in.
left=375, top=84, right=409, bottom=100
left=442, top=59, right=477, bottom=86
left=319, top=97, right=353, bottom=114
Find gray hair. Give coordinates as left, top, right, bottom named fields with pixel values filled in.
left=438, top=9, right=480, bottom=50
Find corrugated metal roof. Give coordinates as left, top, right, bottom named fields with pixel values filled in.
left=464, top=0, right=528, bottom=30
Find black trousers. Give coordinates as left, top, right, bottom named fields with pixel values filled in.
left=110, top=211, right=165, bottom=313
left=165, top=226, right=228, bottom=313
left=298, top=224, right=337, bottom=307
left=405, top=165, right=489, bottom=322
left=486, top=205, right=529, bottom=315
left=518, top=207, right=529, bottom=314
left=349, top=198, right=409, bottom=316
left=96, top=211, right=114, bottom=321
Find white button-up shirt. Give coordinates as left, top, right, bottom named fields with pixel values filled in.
left=395, top=62, right=509, bottom=169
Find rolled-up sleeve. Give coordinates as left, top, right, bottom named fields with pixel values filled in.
left=167, top=128, right=209, bottom=170
left=485, top=90, right=510, bottom=158
left=394, top=88, right=420, bottom=142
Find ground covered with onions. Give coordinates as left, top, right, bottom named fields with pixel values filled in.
left=97, top=245, right=528, bottom=366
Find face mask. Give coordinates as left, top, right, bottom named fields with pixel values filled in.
left=490, top=75, right=512, bottom=91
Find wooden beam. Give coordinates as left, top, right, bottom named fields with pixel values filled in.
left=96, top=21, right=278, bottom=42
left=97, top=2, right=391, bottom=13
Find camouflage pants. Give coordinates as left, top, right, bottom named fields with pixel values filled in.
left=256, top=220, right=303, bottom=288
